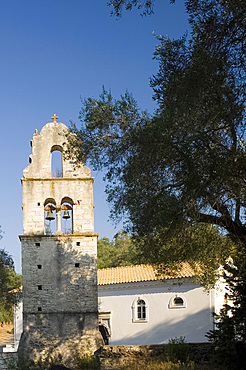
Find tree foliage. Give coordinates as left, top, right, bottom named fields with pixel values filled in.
left=207, top=255, right=246, bottom=369
left=0, top=248, right=22, bottom=322
left=97, top=231, right=138, bottom=268
left=134, top=223, right=236, bottom=289
left=67, top=0, right=246, bottom=250
left=107, top=0, right=158, bottom=17
left=67, top=0, right=246, bottom=316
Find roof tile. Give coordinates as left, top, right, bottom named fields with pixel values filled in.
left=97, top=263, right=195, bottom=285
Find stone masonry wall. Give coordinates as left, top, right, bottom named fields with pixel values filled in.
left=18, top=312, right=103, bottom=365
left=19, top=234, right=103, bottom=365
left=20, top=235, right=98, bottom=313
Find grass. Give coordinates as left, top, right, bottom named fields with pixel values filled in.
left=114, top=359, right=224, bottom=369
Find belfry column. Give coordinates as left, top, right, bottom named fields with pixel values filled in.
left=56, top=207, right=62, bottom=234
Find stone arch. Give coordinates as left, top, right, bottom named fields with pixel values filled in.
left=51, top=145, right=63, bottom=178
left=61, top=196, right=74, bottom=206
left=44, top=198, right=57, bottom=207
left=51, top=145, right=63, bottom=153
left=61, top=197, right=73, bottom=234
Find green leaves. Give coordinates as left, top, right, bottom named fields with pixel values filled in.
left=133, top=223, right=235, bottom=288
left=107, top=0, right=156, bottom=17
left=77, top=88, right=144, bottom=171
left=67, top=0, right=246, bottom=287
left=97, top=231, right=138, bottom=268
left=0, top=248, right=22, bottom=322
left=207, top=256, right=246, bottom=368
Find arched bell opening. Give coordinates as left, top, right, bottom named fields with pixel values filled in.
left=61, top=197, right=73, bottom=234
left=44, top=199, right=57, bottom=235
left=51, top=145, right=63, bottom=178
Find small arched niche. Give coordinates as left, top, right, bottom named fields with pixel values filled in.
left=61, top=197, right=73, bottom=234
left=169, top=295, right=186, bottom=309
left=51, top=145, right=63, bottom=178
left=44, top=199, right=57, bottom=235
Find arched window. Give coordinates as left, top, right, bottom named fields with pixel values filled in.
left=51, top=146, right=63, bottom=178
left=61, top=197, right=73, bottom=234
left=44, top=199, right=56, bottom=235
left=132, top=297, right=148, bottom=322
left=137, top=299, right=146, bottom=320
left=169, top=295, right=186, bottom=309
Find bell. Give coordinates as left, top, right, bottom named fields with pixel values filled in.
left=62, top=210, right=70, bottom=219
left=46, top=210, right=55, bottom=221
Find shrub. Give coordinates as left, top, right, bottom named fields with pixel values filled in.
left=76, top=353, right=99, bottom=370
left=165, top=337, right=190, bottom=364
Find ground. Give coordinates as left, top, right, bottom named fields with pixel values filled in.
left=0, top=323, right=14, bottom=349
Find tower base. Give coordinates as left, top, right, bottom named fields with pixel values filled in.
left=18, top=312, right=104, bottom=367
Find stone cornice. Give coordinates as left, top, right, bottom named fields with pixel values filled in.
left=19, top=233, right=99, bottom=240
left=21, top=177, right=94, bottom=182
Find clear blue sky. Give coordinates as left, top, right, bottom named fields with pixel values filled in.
left=0, top=0, right=189, bottom=274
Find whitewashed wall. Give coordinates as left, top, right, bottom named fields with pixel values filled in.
left=98, top=278, right=215, bottom=345
left=14, top=301, right=23, bottom=343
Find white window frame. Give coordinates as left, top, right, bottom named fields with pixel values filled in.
left=169, top=294, right=186, bottom=309
left=132, top=297, right=149, bottom=323
left=99, top=311, right=112, bottom=337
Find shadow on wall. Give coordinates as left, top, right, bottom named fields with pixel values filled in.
left=112, top=307, right=213, bottom=345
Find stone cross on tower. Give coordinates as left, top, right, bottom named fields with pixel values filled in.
left=18, top=117, right=103, bottom=366
left=51, top=114, right=58, bottom=123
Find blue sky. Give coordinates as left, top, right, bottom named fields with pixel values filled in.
left=0, top=0, right=189, bottom=273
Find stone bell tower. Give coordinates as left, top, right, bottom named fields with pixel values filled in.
left=18, top=115, right=103, bottom=364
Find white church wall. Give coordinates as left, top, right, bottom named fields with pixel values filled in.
left=14, top=301, right=23, bottom=343
left=98, top=278, right=214, bottom=345
left=213, top=267, right=227, bottom=316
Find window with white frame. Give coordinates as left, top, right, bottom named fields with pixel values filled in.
left=132, top=297, right=148, bottom=322
left=169, top=295, right=186, bottom=309
left=99, top=311, right=111, bottom=345
left=137, top=299, right=146, bottom=320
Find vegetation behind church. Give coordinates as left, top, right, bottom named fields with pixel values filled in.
left=97, top=231, right=139, bottom=269
left=0, top=244, right=22, bottom=322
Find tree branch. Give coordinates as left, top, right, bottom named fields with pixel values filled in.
left=195, top=211, right=246, bottom=244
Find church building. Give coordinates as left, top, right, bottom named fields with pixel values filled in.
left=98, top=263, right=225, bottom=345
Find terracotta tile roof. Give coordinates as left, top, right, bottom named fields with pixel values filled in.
left=97, top=263, right=196, bottom=285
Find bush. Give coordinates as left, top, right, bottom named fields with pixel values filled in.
left=165, top=337, right=191, bottom=364
left=76, top=353, right=99, bottom=369
left=0, top=307, right=12, bottom=323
